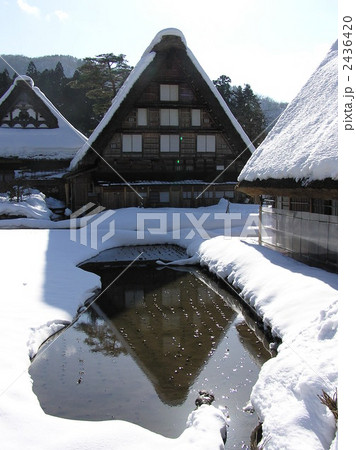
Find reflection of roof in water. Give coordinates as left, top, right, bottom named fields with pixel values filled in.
left=90, top=266, right=236, bottom=406
left=235, top=323, right=271, bottom=367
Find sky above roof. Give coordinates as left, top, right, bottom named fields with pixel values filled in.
left=1, top=0, right=338, bottom=102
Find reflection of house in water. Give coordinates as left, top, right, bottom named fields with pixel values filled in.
left=87, top=266, right=236, bottom=406
left=30, top=263, right=272, bottom=441
left=235, top=323, right=271, bottom=367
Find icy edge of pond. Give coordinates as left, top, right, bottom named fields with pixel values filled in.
left=27, top=320, right=71, bottom=359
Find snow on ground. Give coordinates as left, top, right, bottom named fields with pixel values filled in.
left=0, top=201, right=337, bottom=449
left=0, top=189, right=53, bottom=220
left=0, top=190, right=69, bottom=222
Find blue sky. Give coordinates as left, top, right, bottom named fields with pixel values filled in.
left=1, top=0, right=338, bottom=102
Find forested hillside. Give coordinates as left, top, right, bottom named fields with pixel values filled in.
left=0, top=54, right=287, bottom=140
left=0, top=54, right=82, bottom=78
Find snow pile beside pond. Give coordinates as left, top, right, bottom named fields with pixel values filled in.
left=0, top=203, right=337, bottom=449
left=0, top=190, right=52, bottom=219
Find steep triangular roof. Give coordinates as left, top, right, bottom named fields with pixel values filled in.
left=70, top=28, right=254, bottom=171
left=238, top=41, right=338, bottom=185
left=0, top=75, right=86, bottom=160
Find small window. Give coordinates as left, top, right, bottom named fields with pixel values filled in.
left=160, top=109, right=179, bottom=126
left=160, top=135, right=180, bottom=152
left=197, top=135, right=216, bottom=152
left=160, top=84, right=179, bottom=101
left=137, top=108, right=147, bottom=126
left=110, top=142, right=119, bottom=149
left=191, top=109, right=201, bottom=126
left=122, top=135, right=142, bottom=152
left=160, top=192, right=170, bottom=203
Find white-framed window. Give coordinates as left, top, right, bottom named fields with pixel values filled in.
left=137, top=108, right=147, bottom=126
left=191, top=109, right=201, bottom=126
left=122, top=134, right=142, bottom=152
left=197, top=135, right=216, bottom=152
left=160, top=109, right=179, bottom=126
left=160, top=84, right=179, bottom=101
left=160, top=135, right=180, bottom=152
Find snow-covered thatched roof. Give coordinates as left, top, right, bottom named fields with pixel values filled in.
left=238, top=41, right=338, bottom=184
left=0, top=75, right=86, bottom=160
left=69, top=28, right=254, bottom=171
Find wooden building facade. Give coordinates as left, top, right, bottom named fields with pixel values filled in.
left=67, top=29, right=255, bottom=210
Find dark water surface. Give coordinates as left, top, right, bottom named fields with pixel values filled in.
left=30, top=265, right=270, bottom=449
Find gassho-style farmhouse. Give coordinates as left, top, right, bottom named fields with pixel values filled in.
left=0, top=29, right=338, bottom=271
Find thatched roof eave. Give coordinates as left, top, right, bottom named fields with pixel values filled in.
left=237, top=177, right=338, bottom=200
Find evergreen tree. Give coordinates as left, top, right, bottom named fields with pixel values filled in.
left=69, top=53, right=132, bottom=119
left=26, top=61, right=39, bottom=83
left=240, top=84, right=266, bottom=146
left=53, top=62, right=65, bottom=85
left=231, top=85, right=244, bottom=117
left=0, top=69, right=11, bottom=96
left=37, top=68, right=54, bottom=97
left=62, top=70, right=96, bottom=136
left=214, top=75, right=266, bottom=146
left=213, top=75, right=233, bottom=105
left=51, top=62, right=66, bottom=107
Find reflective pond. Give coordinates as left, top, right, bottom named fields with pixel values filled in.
left=30, top=265, right=271, bottom=449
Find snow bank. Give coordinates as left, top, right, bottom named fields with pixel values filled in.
left=0, top=190, right=52, bottom=219
left=0, top=202, right=337, bottom=449
left=238, top=41, right=338, bottom=183
left=195, top=237, right=337, bottom=449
